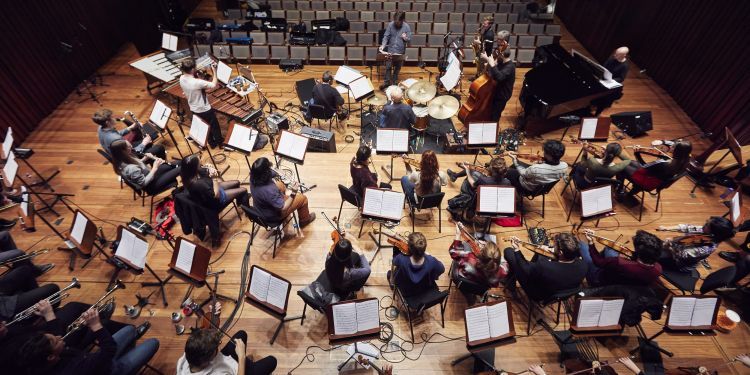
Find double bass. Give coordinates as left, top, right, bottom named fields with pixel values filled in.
left=458, top=40, right=508, bottom=124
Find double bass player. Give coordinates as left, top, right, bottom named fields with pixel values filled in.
left=480, top=31, right=515, bottom=123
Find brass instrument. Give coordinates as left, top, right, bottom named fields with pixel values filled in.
left=581, top=141, right=606, bottom=159
left=0, top=248, right=50, bottom=267
left=504, top=237, right=556, bottom=258
left=61, top=280, right=125, bottom=340
left=7, top=278, right=80, bottom=326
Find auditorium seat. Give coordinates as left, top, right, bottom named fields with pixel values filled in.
left=346, top=10, right=360, bottom=21
left=213, top=44, right=232, bottom=61
left=339, top=1, right=353, bottom=11
left=411, top=34, right=427, bottom=47
left=433, top=22, right=448, bottom=35
left=350, top=21, right=365, bottom=33
left=270, top=46, right=289, bottom=62
left=464, top=13, right=479, bottom=24
left=405, top=12, right=418, bottom=23
left=441, top=3, right=455, bottom=12
left=405, top=47, right=420, bottom=65
left=494, top=13, right=508, bottom=23
left=341, top=33, right=357, bottom=46
left=426, top=3, right=440, bottom=12
left=449, top=13, right=463, bottom=24
left=483, top=3, right=498, bottom=13
left=250, top=32, right=266, bottom=45
left=428, top=34, right=444, bottom=47
left=331, top=10, right=344, bottom=19
left=290, top=46, right=308, bottom=63
left=536, top=35, right=554, bottom=46
left=369, top=2, right=382, bottom=11
left=267, top=1, right=281, bottom=9
left=421, top=47, right=439, bottom=65
left=529, top=23, right=546, bottom=35
left=286, top=10, right=300, bottom=21
left=517, top=49, right=535, bottom=64
left=508, top=13, right=519, bottom=23
left=455, top=3, right=469, bottom=13
left=194, top=44, right=211, bottom=57
left=360, top=11, right=375, bottom=22
left=498, top=23, right=512, bottom=32
left=309, top=46, right=328, bottom=63
left=469, top=3, right=483, bottom=13
left=232, top=45, right=250, bottom=62
left=301, top=10, right=314, bottom=21
left=329, top=46, right=346, bottom=64
left=297, top=1, right=310, bottom=10
left=375, top=11, right=390, bottom=22
left=310, top=0, right=324, bottom=10
left=518, top=35, right=536, bottom=48
left=383, top=2, right=396, bottom=12
left=367, top=21, right=383, bottom=33
left=462, top=47, right=476, bottom=65
left=513, top=23, right=529, bottom=35
left=511, top=3, right=526, bottom=14
left=325, top=1, right=338, bottom=11
left=434, top=12, right=449, bottom=23
left=417, top=23, right=432, bottom=34
left=412, top=3, right=426, bottom=12
left=271, top=10, right=285, bottom=18
left=251, top=45, right=270, bottom=63
left=497, top=4, right=511, bottom=13
left=449, top=23, right=464, bottom=34
left=420, top=12, right=434, bottom=23
left=347, top=46, right=364, bottom=65
left=546, top=24, right=561, bottom=36
left=315, top=10, right=330, bottom=19
left=267, top=32, right=286, bottom=46
left=354, top=1, right=368, bottom=11
left=365, top=46, right=379, bottom=64
left=282, top=0, right=294, bottom=9
left=226, top=8, right=243, bottom=20
left=358, top=32, right=374, bottom=46
left=220, top=30, right=232, bottom=41
left=465, top=23, right=480, bottom=35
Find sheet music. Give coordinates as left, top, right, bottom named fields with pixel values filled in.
left=468, top=122, right=497, bottom=145
left=581, top=185, right=612, bottom=217
left=376, top=129, right=393, bottom=151
left=227, top=124, right=257, bottom=153
left=690, top=297, right=717, bottom=327
left=580, top=118, right=598, bottom=139
left=376, top=129, right=409, bottom=152
left=465, top=306, right=490, bottom=342
left=334, top=65, right=363, bottom=85
left=276, top=132, right=308, bottom=161
left=362, top=189, right=384, bottom=217
left=20, top=186, right=28, bottom=216
left=189, top=115, right=210, bottom=147
left=149, top=100, right=172, bottom=129
left=487, top=302, right=510, bottom=338
left=249, top=267, right=271, bottom=302
left=2, top=152, right=18, bottom=187
left=350, top=76, right=374, bottom=100
left=216, top=61, right=232, bottom=85
left=440, top=59, right=461, bottom=92
left=599, top=299, right=624, bottom=327
left=479, top=186, right=514, bottom=214
left=380, top=191, right=405, bottom=221
left=2, top=128, right=12, bottom=159
left=162, top=33, right=178, bottom=51
left=576, top=299, right=603, bottom=328
left=175, top=240, right=196, bottom=275
left=70, top=212, right=88, bottom=244
left=266, top=276, right=289, bottom=311
left=447, top=51, right=458, bottom=66
left=116, top=229, right=149, bottom=269
left=731, top=193, right=741, bottom=223
left=332, top=303, right=357, bottom=335
left=668, top=297, right=696, bottom=327
left=355, top=299, right=380, bottom=332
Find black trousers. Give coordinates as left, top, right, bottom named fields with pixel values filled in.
left=220, top=330, right=278, bottom=375
left=490, top=96, right=510, bottom=123
left=196, top=108, right=224, bottom=148
left=144, top=164, right=181, bottom=195
left=0, top=230, right=16, bottom=251
left=143, top=144, right=167, bottom=160
left=0, top=283, right=59, bottom=321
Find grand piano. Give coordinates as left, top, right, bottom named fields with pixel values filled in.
left=519, top=44, right=622, bottom=125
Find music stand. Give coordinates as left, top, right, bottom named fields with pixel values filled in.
left=58, top=210, right=109, bottom=271
left=452, top=300, right=516, bottom=372
left=725, top=190, right=744, bottom=227
left=141, top=236, right=213, bottom=307
left=244, top=265, right=301, bottom=345
left=466, top=122, right=499, bottom=164
left=361, top=187, right=406, bottom=261
left=188, top=114, right=229, bottom=178
left=574, top=185, right=616, bottom=230
left=224, top=123, right=258, bottom=184
left=274, top=130, right=311, bottom=192
left=691, top=127, right=743, bottom=193
left=374, top=128, right=410, bottom=182
left=475, top=185, right=516, bottom=237
left=349, top=75, right=375, bottom=142
left=326, top=298, right=381, bottom=370
left=148, top=99, right=184, bottom=158
left=630, top=295, right=720, bottom=357
left=2, top=128, right=61, bottom=193
left=334, top=65, right=363, bottom=118
left=107, top=226, right=162, bottom=292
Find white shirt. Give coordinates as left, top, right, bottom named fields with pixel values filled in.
left=176, top=353, right=238, bottom=375
left=180, top=74, right=217, bottom=113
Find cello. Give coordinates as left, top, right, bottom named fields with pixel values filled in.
left=458, top=40, right=508, bottom=124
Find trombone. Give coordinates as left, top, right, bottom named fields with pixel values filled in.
left=62, top=280, right=125, bottom=340
left=0, top=248, right=50, bottom=268
left=6, top=277, right=81, bottom=327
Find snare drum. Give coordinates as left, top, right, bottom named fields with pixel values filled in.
left=412, top=105, right=430, bottom=131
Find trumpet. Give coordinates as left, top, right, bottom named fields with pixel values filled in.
left=6, top=277, right=80, bottom=327
left=0, top=248, right=50, bottom=268
left=61, top=280, right=125, bottom=340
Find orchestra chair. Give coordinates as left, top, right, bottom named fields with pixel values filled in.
left=660, top=268, right=700, bottom=295
left=624, top=171, right=686, bottom=222
left=700, top=266, right=737, bottom=295
left=336, top=184, right=364, bottom=235
left=392, top=266, right=450, bottom=341
left=297, top=271, right=334, bottom=325
left=173, top=188, right=241, bottom=247
left=241, top=205, right=298, bottom=258
left=563, top=164, right=620, bottom=222
left=519, top=179, right=559, bottom=219
left=406, top=192, right=445, bottom=233
left=309, top=104, right=336, bottom=132
left=447, top=260, right=492, bottom=304
left=96, top=149, right=123, bottom=189
left=523, top=286, right=581, bottom=336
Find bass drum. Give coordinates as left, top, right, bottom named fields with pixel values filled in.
left=412, top=105, right=430, bottom=131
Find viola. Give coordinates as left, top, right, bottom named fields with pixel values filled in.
left=322, top=211, right=344, bottom=254
left=456, top=161, right=489, bottom=175
left=373, top=229, right=410, bottom=255
left=674, top=234, right=714, bottom=246
left=503, top=237, right=557, bottom=259
left=573, top=229, right=634, bottom=257
left=456, top=222, right=482, bottom=255
left=393, top=154, right=421, bottom=170
left=581, top=141, right=606, bottom=159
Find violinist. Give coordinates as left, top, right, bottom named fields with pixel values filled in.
left=350, top=144, right=391, bottom=200
left=578, top=229, right=663, bottom=287
left=573, top=142, right=631, bottom=189
left=400, top=150, right=447, bottom=206
left=445, top=157, right=509, bottom=223
left=177, top=328, right=277, bottom=375
left=448, top=224, right=507, bottom=305
left=506, top=140, right=568, bottom=194
left=657, top=216, right=735, bottom=273
left=615, top=141, right=691, bottom=201
left=479, top=30, right=514, bottom=123
left=388, top=232, right=445, bottom=297
left=470, top=16, right=496, bottom=81
left=179, top=59, right=223, bottom=148
left=325, top=239, right=371, bottom=299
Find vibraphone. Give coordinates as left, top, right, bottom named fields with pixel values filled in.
left=163, top=82, right=261, bottom=124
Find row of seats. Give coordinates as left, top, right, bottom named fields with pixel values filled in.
left=259, top=10, right=528, bottom=24
left=241, top=1, right=529, bottom=14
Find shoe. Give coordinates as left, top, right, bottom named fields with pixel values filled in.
left=378, top=83, right=389, bottom=91
left=300, top=213, right=317, bottom=228
left=36, top=263, right=55, bottom=275
left=135, top=321, right=152, bottom=340
left=23, top=227, right=36, bottom=233
left=492, top=147, right=502, bottom=155
left=719, top=251, right=741, bottom=263
left=99, top=299, right=116, bottom=321
left=0, top=218, right=18, bottom=230
left=447, top=169, right=458, bottom=182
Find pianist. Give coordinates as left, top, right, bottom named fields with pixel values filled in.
left=592, top=46, right=630, bottom=116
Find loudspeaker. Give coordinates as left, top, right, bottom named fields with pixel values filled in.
left=300, top=126, right=336, bottom=153
left=611, top=111, right=653, bottom=137
left=295, top=78, right=315, bottom=106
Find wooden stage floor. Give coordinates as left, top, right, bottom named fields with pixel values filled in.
left=4, top=13, right=749, bottom=375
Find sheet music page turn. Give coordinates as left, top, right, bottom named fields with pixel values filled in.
left=487, top=302, right=510, bottom=338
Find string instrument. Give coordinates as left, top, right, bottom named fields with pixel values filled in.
left=661, top=354, right=749, bottom=375
left=458, top=43, right=503, bottom=124
left=504, top=237, right=556, bottom=259
left=322, top=211, right=344, bottom=254
left=508, top=152, right=545, bottom=163
left=456, top=222, right=482, bottom=255
left=563, top=359, right=617, bottom=375
left=674, top=234, right=714, bottom=246
left=356, top=355, right=386, bottom=375
left=199, top=272, right=221, bottom=331
left=627, top=145, right=672, bottom=167
left=456, top=161, right=489, bottom=175
left=573, top=230, right=634, bottom=257
left=581, top=141, right=606, bottom=159
left=393, top=154, right=421, bottom=171
left=373, top=229, right=410, bottom=255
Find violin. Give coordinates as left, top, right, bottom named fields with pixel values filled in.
left=456, top=161, right=489, bottom=175
left=504, top=237, right=556, bottom=259
left=373, top=229, right=410, bottom=255
left=581, top=141, right=606, bottom=159
left=199, top=272, right=221, bottom=330
left=507, top=151, right=545, bottom=163
left=493, top=39, right=509, bottom=60
left=322, top=212, right=344, bottom=254
left=393, top=154, right=421, bottom=171
left=574, top=229, right=634, bottom=258
left=674, top=234, right=714, bottom=246
left=456, top=222, right=482, bottom=255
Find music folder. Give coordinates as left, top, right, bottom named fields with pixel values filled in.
left=362, top=188, right=405, bottom=222
left=274, top=130, right=309, bottom=164
left=464, top=300, right=515, bottom=350
left=189, top=114, right=211, bottom=147
left=2, top=151, right=18, bottom=187
left=168, top=237, right=211, bottom=283
left=349, top=76, right=375, bottom=102
left=161, top=32, right=178, bottom=52
left=149, top=100, right=172, bottom=130
left=375, top=128, right=409, bottom=153
left=114, top=226, right=150, bottom=271
left=578, top=117, right=611, bottom=140
left=571, top=297, right=625, bottom=333
left=476, top=185, right=516, bottom=216
left=326, top=298, right=380, bottom=343
left=467, top=122, right=498, bottom=147
left=224, top=123, right=258, bottom=154
left=665, top=295, right=720, bottom=331
left=334, top=65, right=363, bottom=86
left=68, top=210, right=97, bottom=255
left=580, top=185, right=614, bottom=218
left=1, top=127, right=12, bottom=160
left=245, top=265, right=292, bottom=316
left=216, top=60, right=233, bottom=85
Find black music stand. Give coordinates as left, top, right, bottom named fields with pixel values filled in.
left=326, top=298, right=382, bottom=371
left=574, top=185, right=616, bottom=231
left=107, top=226, right=163, bottom=293
left=60, top=209, right=110, bottom=271
left=245, top=265, right=302, bottom=345
left=452, top=300, right=517, bottom=372
left=187, top=114, right=229, bottom=178
left=690, top=128, right=743, bottom=193
left=148, top=99, right=185, bottom=159
left=374, top=128, right=410, bottom=182
left=274, top=130, right=312, bottom=193
left=475, top=185, right=517, bottom=236
left=360, top=188, right=405, bottom=262
left=224, top=123, right=258, bottom=184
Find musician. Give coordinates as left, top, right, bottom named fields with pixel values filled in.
left=657, top=216, right=735, bottom=272
left=574, top=143, right=631, bottom=189
left=380, top=87, right=415, bottom=130
left=17, top=309, right=159, bottom=375
left=400, top=150, right=448, bottom=206
left=325, top=239, right=371, bottom=299
left=109, top=140, right=180, bottom=195
left=0, top=231, right=50, bottom=271
left=504, top=233, right=587, bottom=301
left=445, top=157, right=509, bottom=223
left=93, top=109, right=165, bottom=160
left=250, top=157, right=316, bottom=228
left=579, top=229, right=663, bottom=287
left=350, top=145, right=391, bottom=200
left=479, top=31, right=514, bottom=122
left=389, top=232, right=445, bottom=297
left=506, top=140, right=568, bottom=194
left=179, top=59, right=224, bottom=148
left=180, top=155, right=249, bottom=210
left=591, top=46, right=630, bottom=116
left=449, top=224, right=507, bottom=305
left=471, top=16, right=496, bottom=80
left=378, top=11, right=412, bottom=90
left=308, top=71, right=345, bottom=127
left=0, top=263, right=58, bottom=322
left=177, top=328, right=277, bottom=375
left=616, top=141, right=691, bottom=200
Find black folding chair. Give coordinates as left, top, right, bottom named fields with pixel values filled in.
left=406, top=192, right=445, bottom=232
left=242, top=205, right=298, bottom=258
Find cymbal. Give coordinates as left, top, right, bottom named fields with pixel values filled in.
left=428, top=95, right=460, bottom=119
left=406, top=80, right=437, bottom=104
left=364, top=94, right=387, bottom=106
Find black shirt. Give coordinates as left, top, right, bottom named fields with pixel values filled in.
left=49, top=328, right=117, bottom=375
left=381, top=103, right=416, bottom=130
left=481, top=28, right=495, bottom=55
left=603, top=57, right=629, bottom=83
left=187, top=177, right=220, bottom=209
left=312, top=83, right=344, bottom=115
left=489, top=60, right=516, bottom=102
left=511, top=250, right=588, bottom=301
